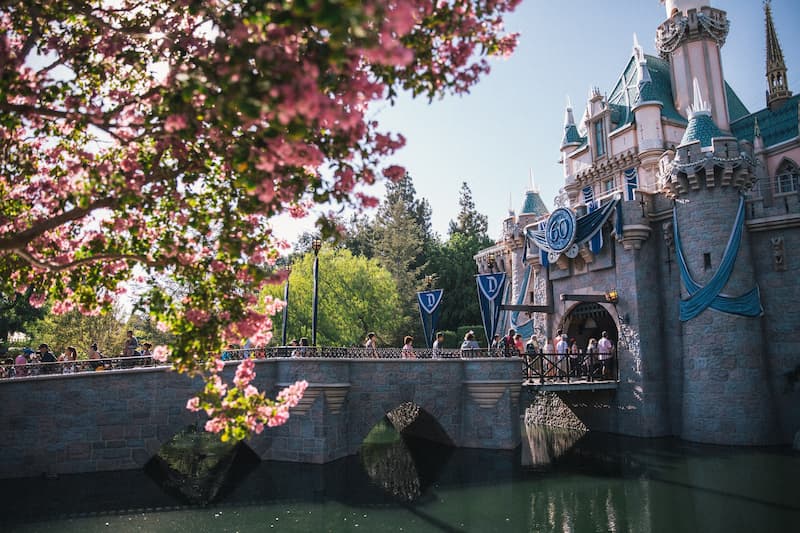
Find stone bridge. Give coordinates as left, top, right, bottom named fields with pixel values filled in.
left=0, top=358, right=522, bottom=479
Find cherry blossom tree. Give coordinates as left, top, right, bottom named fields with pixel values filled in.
left=0, top=0, right=519, bottom=441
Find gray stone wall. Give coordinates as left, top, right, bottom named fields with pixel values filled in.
left=0, top=358, right=523, bottom=479
left=675, top=185, right=777, bottom=445
left=750, top=226, right=800, bottom=443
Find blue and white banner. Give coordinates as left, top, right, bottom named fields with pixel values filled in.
left=624, top=167, right=639, bottom=201
left=587, top=200, right=603, bottom=254
left=417, top=289, right=444, bottom=348
left=538, top=221, right=549, bottom=267
left=476, top=273, right=506, bottom=346
left=582, top=185, right=595, bottom=205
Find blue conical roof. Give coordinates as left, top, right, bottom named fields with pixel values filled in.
left=520, top=189, right=549, bottom=218
left=680, top=112, right=724, bottom=149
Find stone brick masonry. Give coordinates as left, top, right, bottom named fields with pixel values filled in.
left=0, top=358, right=522, bottom=479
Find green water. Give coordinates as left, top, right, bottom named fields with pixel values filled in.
left=1, top=427, right=798, bottom=533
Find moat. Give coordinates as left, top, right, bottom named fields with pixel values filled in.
left=1, top=423, right=798, bottom=532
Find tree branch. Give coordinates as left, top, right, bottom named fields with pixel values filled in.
left=0, top=197, right=117, bottom=252
left=12, top=248, right=155, bottom=273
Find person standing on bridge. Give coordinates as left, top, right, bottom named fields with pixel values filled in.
left=502, top=329, right=516, bottom=358
left=432, top=332, right=445, bottom=359
left=124, top=330, right=139, bottom=358
left=401, top=336, right=415, bottom=359
left=598, top=331, right=614, bottom=379
left=364, top=332, right=378, bottom=358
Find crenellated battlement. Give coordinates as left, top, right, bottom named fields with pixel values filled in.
left=656, top=6, right=729, bottom=59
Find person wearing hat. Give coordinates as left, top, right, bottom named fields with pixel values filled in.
left=37, top=343, right=57, bottom=374
left=15, top=348, right=32, bottom=377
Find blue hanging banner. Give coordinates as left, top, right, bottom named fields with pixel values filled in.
left=673, top=196, right=763, bottom=321
left=417, top=289, right=444, bottom=348
left=587, top=200, right=603, bottom=254
left=582, top=185, right=595, bottom=205
left=624, top=167, right=639, bottom=201
left=476, top=273, right=506, bottom=346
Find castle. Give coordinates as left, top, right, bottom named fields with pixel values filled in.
left=476, top=0, right=799, bottom=446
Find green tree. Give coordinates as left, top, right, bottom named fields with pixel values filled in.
left=371, top=175, right=434, bottom=342
left=262, top=248, right=403, bottom=347
left=26, top=306, right=128, bottom=357
left=0, top=289, right=45, bottom=344
left=448, top=182, right=489, bottom=237
left=431, top=183, right=494, bottom=332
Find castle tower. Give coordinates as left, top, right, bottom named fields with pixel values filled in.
left=659, top=80, right=777, bottom=445
left=765, top=0, right=792, bottom=110
left=632, top=34, right=665, bottom=164
left=656, top=0, right=732, bottom=130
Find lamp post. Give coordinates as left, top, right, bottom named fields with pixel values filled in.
left=311, top=238, right=322, bottom=347
left=281, top=263, right=292, bottom=346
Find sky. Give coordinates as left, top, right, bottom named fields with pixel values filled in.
left=271, top=0, right=800, bottom=244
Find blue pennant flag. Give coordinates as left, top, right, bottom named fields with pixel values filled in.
left=476, top=273, right=506, bottom=346
left=624, top=167, right=639, bottom=201
left=417, top=289, right=444, bottom=348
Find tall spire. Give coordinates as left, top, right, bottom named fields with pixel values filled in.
left=765, top=0, right=792, bottom=110
left=560, top=96, right=582, bottom=149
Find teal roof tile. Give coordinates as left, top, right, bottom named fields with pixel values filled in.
left=520, top=190, right=550, bottom=217
left=726, top=84, right=750, bottom=122
left=606, top=55, right=686, bottom=127
left=680, top=113, right=725, bottom=148
left=561, top=124, right=583, bottom=147
left=730, top=93, right=800, bottom=148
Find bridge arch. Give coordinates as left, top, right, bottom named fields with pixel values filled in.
left=560, top=302, right=618, bottom=350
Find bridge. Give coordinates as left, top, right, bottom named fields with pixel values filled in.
left=0, top=351, right=525, bottom=479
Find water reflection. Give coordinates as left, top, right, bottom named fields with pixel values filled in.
left=360, top=417, right=453, bottom=503
left=1, top=428, right=798, bottom=532
left=523, top=424, right=587, bottom=467
left=144, top=425, right=256, bottom=505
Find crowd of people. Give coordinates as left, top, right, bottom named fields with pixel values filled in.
left=2, top=327, right=617, bottom=380
left=504, top=327, right=616, bottom=381
left=0, top=330, right=155, bottom=379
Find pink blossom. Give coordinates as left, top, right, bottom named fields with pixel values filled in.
left=234, top=358, right=256, bottom=388
left=277, top=380, right=308, bottom=408
left=267, top=404, right=290, bottom=427
left=152, top=345, right=170, bottom=363
left=185, top=308, right=211, bottom=326
left=205, top=416, right=228, bottom=433
left=186, top=397, right=201, bottom=411
left=164, top=114, right=188, bottom=132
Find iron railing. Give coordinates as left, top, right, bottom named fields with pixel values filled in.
left=0, top=347, right=521, bottom=379
left=521, top=351, right=618, bottom=384
left=1, top=348, right=618, bottom=384
left=0, top=355, right=162, bottom=379
left=221, top=347, right=512, bottom=360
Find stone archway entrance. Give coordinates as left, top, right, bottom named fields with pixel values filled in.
left=561, top=302, right=617, bottom=352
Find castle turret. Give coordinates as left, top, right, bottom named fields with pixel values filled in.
left=656, top=1, right=731, bottom=130
left=631, top=34, right=665, bottom=161
left=659, top=80, right=777, bottom=445
left=765, top=0, right=792, bottom=110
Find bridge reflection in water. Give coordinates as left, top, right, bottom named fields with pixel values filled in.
left=1, top=425, right=798, bottom=532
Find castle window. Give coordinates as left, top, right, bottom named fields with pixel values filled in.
left=603, top=179, right=614, bottom=193
left=594, top=120, right=606, bottom=158
left=774, top=159, right=799, bottom=194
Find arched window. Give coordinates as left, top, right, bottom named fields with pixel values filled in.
left=774, top=159, right=799, bottom=194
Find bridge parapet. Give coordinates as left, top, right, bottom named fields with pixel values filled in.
left=0, top=357, right=523, bottom=478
